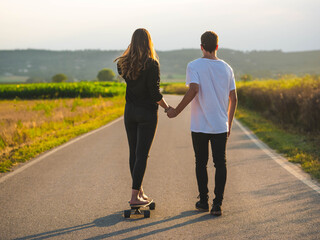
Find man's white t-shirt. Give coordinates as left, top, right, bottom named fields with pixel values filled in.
left=186, top=58, right=236, bottom=134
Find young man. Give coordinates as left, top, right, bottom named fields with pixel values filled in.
left=167, top=31, right=237, bottom=216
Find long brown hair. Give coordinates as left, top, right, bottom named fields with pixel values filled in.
left=114, top=28, right=159, bottom=80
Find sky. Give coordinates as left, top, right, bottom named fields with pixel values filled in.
left=1, top=0, right=320, bottom=52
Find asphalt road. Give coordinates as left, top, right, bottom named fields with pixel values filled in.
left=0, top=95, right=319, bottom=240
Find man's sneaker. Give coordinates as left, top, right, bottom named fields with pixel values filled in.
left=210, top=204, right=222, bottom=216
left=195, top=200, right=209, bottom=212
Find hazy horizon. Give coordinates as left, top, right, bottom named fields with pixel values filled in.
left=1, top=0, right=319, bottom=52
left=1, top=48, right=320, bottom=54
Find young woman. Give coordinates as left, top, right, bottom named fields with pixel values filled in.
left=115, top=28, right=170, bottom=206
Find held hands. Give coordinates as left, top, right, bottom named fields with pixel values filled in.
left=166, top=106, right=178, bottom=118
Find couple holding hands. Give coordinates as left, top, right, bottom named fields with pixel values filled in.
left=115, top=28, right=237, bottom=216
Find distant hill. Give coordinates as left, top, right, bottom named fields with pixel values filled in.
left=0, top=49, right=319, bottom=82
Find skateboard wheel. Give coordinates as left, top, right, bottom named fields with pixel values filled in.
left=149, top=202, right=156, bottom=210
left=124, top=210, right=131, bottom=218
left=144, top=210, right=150, bottom=218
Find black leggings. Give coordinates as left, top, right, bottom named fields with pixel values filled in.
left=124, top=103, right=158, bottom=190
left=191, top=131, right=227, bottom=206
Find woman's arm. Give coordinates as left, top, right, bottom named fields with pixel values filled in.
left=157, top=98, right=170, bottom=112
left=147, top=60, right=170, bottom=111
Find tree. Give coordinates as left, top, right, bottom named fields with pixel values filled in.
left=97, top=68, right=115, bottom=82
left=52, top=73, right=67, bottom=83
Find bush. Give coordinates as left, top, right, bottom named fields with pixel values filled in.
left=52, top=73, right=68, bottom=83
left=97, top=68, right=115, bottom=82
left=237, top=75, right=320, bottom=132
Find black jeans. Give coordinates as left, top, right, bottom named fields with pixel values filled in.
left=124, top=103, right=158, bottom=190
left=191, top=131, right=228, bottom=206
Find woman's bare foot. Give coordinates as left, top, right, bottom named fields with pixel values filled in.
left=139, top=187, right=149, bottom=200
left=130, top=196, right=149, bottom=205
left=130, top=189, right=149, bottom=205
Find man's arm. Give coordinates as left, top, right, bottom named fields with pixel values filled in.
left=228, top=89, right=237, bottom=137
left=167, top=83, right=199, bottom=118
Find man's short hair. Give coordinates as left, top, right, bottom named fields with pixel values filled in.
left=201, top=31, right=219, bottom=53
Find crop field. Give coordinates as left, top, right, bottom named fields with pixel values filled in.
left=0, top=81, right=126, bottom=99
left=0, top=96, right=126, bottom=172
left=0, top=81, right=126, bottom=172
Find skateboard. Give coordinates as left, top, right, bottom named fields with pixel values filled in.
left=124, top=200, right=156, bottom=218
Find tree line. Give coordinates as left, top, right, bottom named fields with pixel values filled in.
left=1, top=49, right=320, bottom=82
left=40, top=68, right=117, bottom=83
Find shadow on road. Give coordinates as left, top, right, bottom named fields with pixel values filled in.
left=13, top=212, right=121, bottom=240
left=14, top=210, right=215, bottom=240
left=118, top=214, right=216, bottom=240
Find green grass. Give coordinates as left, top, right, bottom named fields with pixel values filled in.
left=0, top=82, right=126, bottom=172
left=161, top=83, right=188, bottom=95
left=236, top=74, right=320, bottom=89
left=0, top=96, right=125, bottom=172
left=236, top=106, right=320, bottom=181
left=0, top=81, right=126, bottom=99
left=236, top=75, right=320, bottom=132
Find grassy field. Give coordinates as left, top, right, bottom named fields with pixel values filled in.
left=236, top=75, right=320, bottom=132
left=236, top=107, right=320, bottom=181
left=0, top=82, right=126, bottom=99
left=161, top=82, right=188, bottom=94
left=0, top=82, right=127, bottom=172
left=0, top=96, right=125, bottom=172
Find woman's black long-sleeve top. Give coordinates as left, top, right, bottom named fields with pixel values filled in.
left=117, top=58, right=163, bottom=111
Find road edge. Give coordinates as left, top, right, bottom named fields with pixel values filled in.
left=235, top=119, right=320, bottom=194
left=0, top=116, right=124, bottom=184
